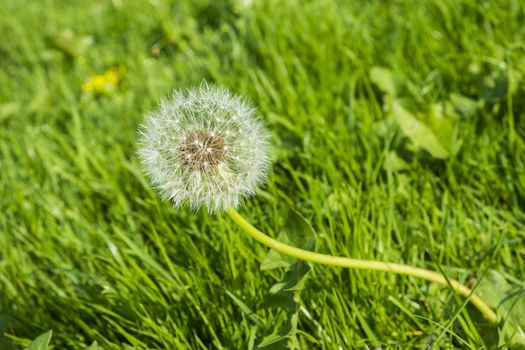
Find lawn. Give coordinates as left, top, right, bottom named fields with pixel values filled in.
left=1, top=0, right=524, bottom=349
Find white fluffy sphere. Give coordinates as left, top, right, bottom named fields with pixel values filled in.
left=138, top=84, right=272, bottom=213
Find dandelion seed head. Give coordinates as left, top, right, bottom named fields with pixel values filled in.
left=138, top=84, right=272, bottom=212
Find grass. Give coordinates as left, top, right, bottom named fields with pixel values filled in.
left=1, top=0, right=525, bottom=348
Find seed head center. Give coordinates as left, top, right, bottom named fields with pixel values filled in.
left=179, top=130, right=226, bottom=170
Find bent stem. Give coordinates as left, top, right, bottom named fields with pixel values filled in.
left=226, top=207, right=498, bottom=324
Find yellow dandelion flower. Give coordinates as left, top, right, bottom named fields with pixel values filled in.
left=82, top=68, right=122, bottom=94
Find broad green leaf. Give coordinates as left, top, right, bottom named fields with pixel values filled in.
left=227, top=209, right=318, bottom=349
left=370, top=66, right=396, bottom=96
left=476, top=270, right=525, bottom=346
left=46, top=29, right=93, bottom=57
left=428, top=103, right=462, bottom=156
left=263, top=262, right=311, bottom=311
left=256, top=313, right=300, bottom=350
left=260, top=209, right=316, bottom=271
left=383, top=151, right=409, bottom=171
left=25, top=330, right=52, bottom=350
left=0, top=102, right=20, bottom=123
left=257, top=334, right=287, bottom=348
left=87, top=341, right=98, bottom=350
left=448, top=93, right=479, bottom=118
left=391, top=101, right=449, bottom=159
left=257, top=209, right=317, bottom=349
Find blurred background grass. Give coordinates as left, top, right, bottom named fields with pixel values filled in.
left=1, top=0, right=524, bottom=348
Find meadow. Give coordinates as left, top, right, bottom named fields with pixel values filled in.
left=1, top=0, right=524, bottom=348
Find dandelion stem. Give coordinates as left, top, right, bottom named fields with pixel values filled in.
left=226, top=207, right=498, bottom=324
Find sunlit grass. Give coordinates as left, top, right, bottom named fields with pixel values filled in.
left=1, top=0, right=524, bottom=348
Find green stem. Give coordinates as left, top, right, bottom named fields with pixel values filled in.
left=227, top=207, right=498, bottom=324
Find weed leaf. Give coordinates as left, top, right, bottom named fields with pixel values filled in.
left=257, top=209, right=317, bottom=349
left=370, top=66, right=396, bottom=96
left=25, top=330, right=52, bottom=350
left=448, top=93, right=479, bottom=118
left=46, top=29, right=93, bottom=57
left=476, top=270, right=525, bottom=346
left=392, top=101, right=449, bottom=159
left=260, top=209, right=316, bottom=271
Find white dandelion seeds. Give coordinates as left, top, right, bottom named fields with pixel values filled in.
left=138, top=84, right=272, bottom=213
